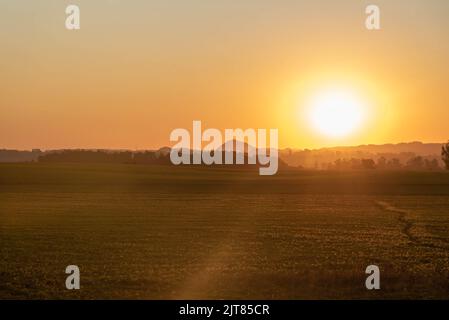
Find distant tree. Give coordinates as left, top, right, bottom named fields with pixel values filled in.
left=442, top=141, right=449, bottom=170
left=334, top=158, right=342, bottom=170
left=361, top=159, right=376, bottom=170
left=387, top=158, right=402, bottom=170
left=406, top=156, right=424, bottom=170
left=376, top=156, right=387, bottom=170
left=424, top=158, right=440, bottom=171
left=350, top=158, right=362, bottom=170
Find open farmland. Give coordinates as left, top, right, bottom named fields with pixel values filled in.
left=1, top=163, right=449, bottom=299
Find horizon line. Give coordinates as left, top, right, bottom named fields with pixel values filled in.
left=1, top=140, right=448, bottom=153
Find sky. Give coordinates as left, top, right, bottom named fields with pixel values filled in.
left=1, top=0, right=449, bottom=150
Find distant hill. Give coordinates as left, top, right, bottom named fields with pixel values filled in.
left=279, top=142, right=445, bottom=168
left=216, top=139, right=256, bottom=152
left=314, top=142, right=441, bottom=155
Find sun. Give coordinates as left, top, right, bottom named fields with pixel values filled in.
left=307, top=88, right=365, bottom=138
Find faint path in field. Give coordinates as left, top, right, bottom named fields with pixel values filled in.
left=376, top=201, right=448, bottom=250
left=376, top=201, right=416, bottom=243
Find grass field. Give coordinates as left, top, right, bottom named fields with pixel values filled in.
left=1, top=163, right=449, bottom=299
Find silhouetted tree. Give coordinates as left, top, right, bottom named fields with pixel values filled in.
left=442, top=141, right=449, bottom=170
left=350, top=158, right=362, bottom=169
left=424, top=158, right=440, bottom=171
left=387, top=158, right=402, bottom=170
left=376, top=156, right=387, bottom=169
left=361, top=159, right=376, bottom=169
left=406, top=156, right=424, bottom=170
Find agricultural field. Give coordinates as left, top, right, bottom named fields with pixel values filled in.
left=1, top=163, right=449, bottom=299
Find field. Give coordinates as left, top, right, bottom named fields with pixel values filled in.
left=1, top=163, right=449, bottom=299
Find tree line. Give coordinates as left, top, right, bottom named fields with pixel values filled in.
left=24, top=141, right=449, bottom=171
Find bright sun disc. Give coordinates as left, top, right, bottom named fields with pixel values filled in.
left=308, top=89, right=364, bottom=138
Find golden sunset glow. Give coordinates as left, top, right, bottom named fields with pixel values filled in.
left=2, top=1, right=449, bottom=302
left=1, top=1, right=449, bottom=150
left=307, top=88, right=365, bottom=138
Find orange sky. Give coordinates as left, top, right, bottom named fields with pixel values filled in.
left=1, top=0, right=449, bottom=150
